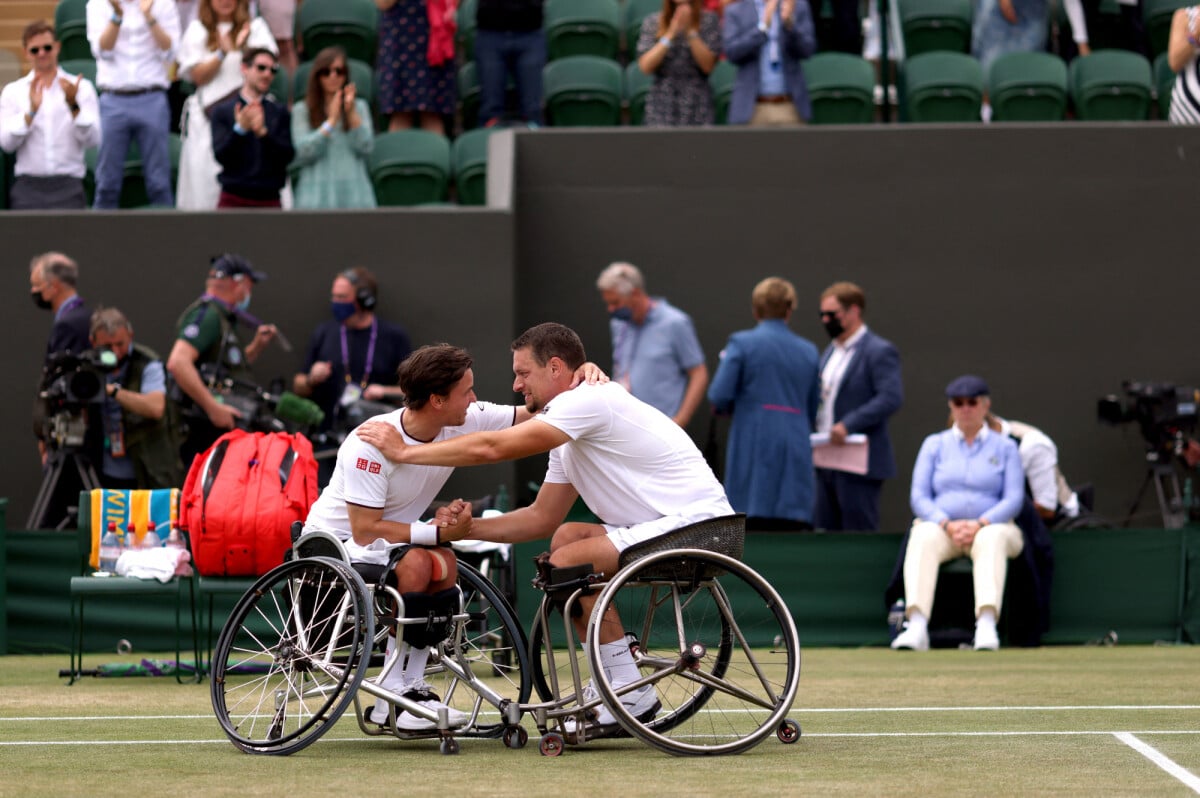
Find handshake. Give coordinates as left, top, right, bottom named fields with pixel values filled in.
left=430, top=498, right=475, bottom=542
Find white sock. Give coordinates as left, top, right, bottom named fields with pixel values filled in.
left=977, top=608, right=997, bottom=631
left=906, top=610, right=929, bottom=636
left=599, top=640, right=640, bottom=687
left=373, top=636, right=409, bottom=719
left=401, top=645, right=431, bottom=689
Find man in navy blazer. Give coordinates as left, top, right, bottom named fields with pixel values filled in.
left=814, top=282, right=903, bottom=531
left=722, top=0, right=817, bottom=125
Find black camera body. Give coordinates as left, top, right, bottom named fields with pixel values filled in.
left=1098, top=381, right=1199, bottom=461
left=39, top=349, right=119, bottom=450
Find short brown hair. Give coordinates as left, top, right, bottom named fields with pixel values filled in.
left=22, top=20, right=54, bottom=46
left=397, top=344, right=473, bottom=410
left=511, top=323, right=586, bottom=370
left=820, top=281, right=866, bottom=312
left=752, top=277, right=796, bottom=320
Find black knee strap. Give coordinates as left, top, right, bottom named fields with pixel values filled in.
left=545, top=563, right=595, bottom=618
left=399, top=588, right=460, bottom=648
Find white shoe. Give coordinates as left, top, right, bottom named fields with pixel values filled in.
left=973, top=624, right=1000, bottom=651
left=394, top=684, right=468, bottom=730
left=890, top=625, right=930, bottom=651
left=593, top=683, right=660, bottom=726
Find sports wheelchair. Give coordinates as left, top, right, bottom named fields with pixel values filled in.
left=209, top=514, right=800, bottom=758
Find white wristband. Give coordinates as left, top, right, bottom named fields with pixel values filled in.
left=410, top=522, right=439, bottom=546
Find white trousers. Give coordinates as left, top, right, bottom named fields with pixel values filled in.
left=903, top=520, right=1024, bottom=620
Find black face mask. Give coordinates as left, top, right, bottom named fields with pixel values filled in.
left=823, top=317, right=844, bottom=339
left=32, top=291, right=52, bottom=311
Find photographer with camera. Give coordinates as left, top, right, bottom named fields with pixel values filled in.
left=167, top=254, right=277, bottom=464
left=90, top=307, right=183, bottom=489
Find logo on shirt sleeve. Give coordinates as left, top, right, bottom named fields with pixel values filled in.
left=369, top=461, right=381, bottom=474
left=356, top=457, right=382, bottom=474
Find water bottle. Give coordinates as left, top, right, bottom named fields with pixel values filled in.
left=887, top=599, right=906, bottom=641
left=496, top=483, right=511, bottom=513
left=165, top=524, right=186, bottom=551
left=99, top=523, right=122, bottom=573
left=140, top=520, right=162, bottom=549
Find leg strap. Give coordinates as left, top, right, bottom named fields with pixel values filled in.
left=398, top=587, right=460, bottom=648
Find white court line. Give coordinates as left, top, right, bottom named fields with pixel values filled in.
left=1114, top=732, right=1200, bottom=795
left=3, top=705, right=1198, bottom=722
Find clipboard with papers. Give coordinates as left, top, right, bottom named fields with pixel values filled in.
left=810, top=433, right=869, bottom=475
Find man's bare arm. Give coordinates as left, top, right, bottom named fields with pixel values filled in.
left=359, top=419, right=571, bottom=467
left=470, top=482, right=579, bottom=544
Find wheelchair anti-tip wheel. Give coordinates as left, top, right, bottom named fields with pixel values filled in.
left=211, top=556, right=374, bottom=755
left=587, top=549, right=801, bottom=756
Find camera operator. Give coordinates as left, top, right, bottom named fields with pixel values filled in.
left=31, top=251, right=91, bottom=467
left=90, top=307, right=183, bottom=489
left=166, top=254, right=277, bottom=464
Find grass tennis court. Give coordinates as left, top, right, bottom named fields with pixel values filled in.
left=1, top=646, right=1197, bottom=796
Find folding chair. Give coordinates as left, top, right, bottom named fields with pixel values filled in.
left=65, top=489, right=200, bottom=684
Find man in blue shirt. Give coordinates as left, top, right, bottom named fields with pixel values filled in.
left=596, top=262, right=708, bottom=428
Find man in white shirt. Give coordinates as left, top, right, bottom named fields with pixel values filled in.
left=990, top=415, right=1081, bottom=522
left=0, top=21, right=101, bottom=209
left=356, top=322, right=734, bottom=736
left=86, top=0, right=180, bottom=208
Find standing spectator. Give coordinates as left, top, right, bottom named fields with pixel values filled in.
left=474, top=0, right=545, bottom=127
left=814, top=281, right=903, bottom=532
left=293, top=266, right=411, bottom=483
left=1168, top=5, right=1200, bottom=123
left=176, top=0, right=277, bottom=209
left=596, top=261, right=708, bottom=428
left=210, top=47, right=294, bottom=208
left=290, top=46, right=376, bottom=209
left=375, top=0, right=456, bottom=134
left=89, top=307, right=184, bottom=489
left=722, top=0, right=816, bottom=126
left=0, top=21, right=101, bottom=210
left=636, top=0, right=722, bottom=126
left=707, top=277, right=820, bottom=530
left=87, top=0, right=181, bottom=209
left=256, top=0, right=297, bottom=74
left=892, top=375, right=1025, bottom=652
left=972, top=0, right=1089, bottom=77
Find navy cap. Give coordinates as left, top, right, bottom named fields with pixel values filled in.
left=945, top=374, right=990, bottom=399
left=209, top=253, right=267, bottom=283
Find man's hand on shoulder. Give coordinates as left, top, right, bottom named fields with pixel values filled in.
left=569, top=361, right=609, bottom=389
left=357, top=420, right=406, bottom=462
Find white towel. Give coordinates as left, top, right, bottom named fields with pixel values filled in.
left=115, top=548, right=194, bottom=583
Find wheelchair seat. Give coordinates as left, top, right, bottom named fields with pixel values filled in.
left=617, top=513, right=746, bottom=580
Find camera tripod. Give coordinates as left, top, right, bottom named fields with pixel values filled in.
left=1123, top=460, right=1189, bottom=529
left=26, top=447, right=102, bottom=530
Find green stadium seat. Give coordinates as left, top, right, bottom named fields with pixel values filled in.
left=805, top=52, right=876, bottom=124
left=709, top=59, right=736, bottom=124
left=292, top=58, right=374, bottom=112
left=1154, top=52, right=1175, bottom=119
left=457, top=0, right=478, bottom=61
left=1143, top=0, right=1190, bottom=58
left=1068, top=49, right=1153, bottom=121
left=624, top=0, right=662, bottom=54
left=544, top=0, right=622, bottom=60
left=55, top=0, right=93, bottom=61
left=296, top=0, right=378, bottom=64
left=901, top=51, right=983, bottom=122
left=458, top=61, right=482, bottom=130
left=369, top=130, right=451, bottom=205
left=987, top=51, right=1068, bottom=122
left=452, top=127, right=496, bottom=205
left=623, top=60, right=653, bottom=125
left=899, top=0, right=972, bottom=56
left=542, top=55, right=622, bottom=126
left=59, top=58, right=97, bottom=90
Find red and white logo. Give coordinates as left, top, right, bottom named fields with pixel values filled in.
left=356, top=457, right=369, bottom=471
left=368, top=461, right=381, bottom=474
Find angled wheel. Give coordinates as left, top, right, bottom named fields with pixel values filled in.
left=210, top=557, right=374, bottom=755
left=587, top=549, right=801, bottom=756
left=422, top=561, right=531, bottom=737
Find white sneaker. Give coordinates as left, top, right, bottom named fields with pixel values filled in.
left=593, top=683, right=660, bottom=726
left=890, top=624, right=930, bottom=651
left=973, top=624, right=1000, bottom=651
left=394, top=684, right=468, bottom=730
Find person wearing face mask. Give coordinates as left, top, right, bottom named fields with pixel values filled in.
left=167, top=253, right=277, bottom=464
left=813, top=280, right=903, bottom=532
left=90, top=307, right=183, bottom=489
left=595, top=261, right=708, bottom=428
left=292, top=267, right=412, bottom=482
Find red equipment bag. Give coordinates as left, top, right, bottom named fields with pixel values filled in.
left=180, top=429, right=318, bottom=577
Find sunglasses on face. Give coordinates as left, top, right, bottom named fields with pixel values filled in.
left=819, top=310, right=841, bottom=320
left=252, top=63, right=279, bottom=73
left=28, top=44, right=54, bottom=55
left=950, top=397, right=980, bottom=408
left=318, top=66, right=346, bottom=77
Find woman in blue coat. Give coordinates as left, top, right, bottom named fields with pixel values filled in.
left=708, top=277, right=821, bottom=529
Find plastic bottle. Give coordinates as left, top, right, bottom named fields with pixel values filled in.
left=165, top=523, right=186, bottom=551
left=99, top=522, right=122, bottom=573
left=141, top=520, right=161, bottom=549
left=496, top=483, right=511, bottom=513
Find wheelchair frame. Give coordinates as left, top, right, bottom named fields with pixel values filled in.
left=208, top=515, right=801, bottom=758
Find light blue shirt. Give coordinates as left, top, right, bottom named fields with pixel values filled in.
left=753, top=0, right=786, bottom=96
left=910, top=425, right=1025, bottom=524
left=102, top=359, right=165, bottom=480
left=610, top=298, right=706, bottom=420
